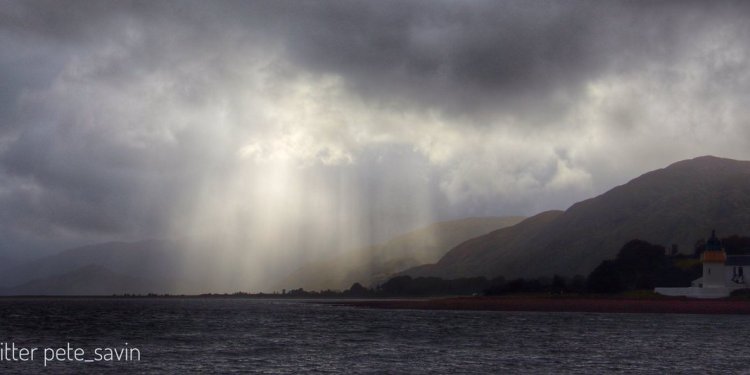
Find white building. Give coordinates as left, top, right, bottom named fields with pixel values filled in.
left=655, top=230, right=749, bottom=299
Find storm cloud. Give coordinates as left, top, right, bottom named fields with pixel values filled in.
left=2, top=0, right=750, bottom=271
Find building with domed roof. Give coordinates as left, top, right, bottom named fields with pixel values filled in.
left=656, top=230, right=750, bottom=298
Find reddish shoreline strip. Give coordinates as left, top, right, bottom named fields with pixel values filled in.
left=336, top=296, right=750, bottom=315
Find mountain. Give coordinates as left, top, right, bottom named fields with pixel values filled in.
left=0, top=240, right=186, bottom=293
left=0, top=217, right=524, bottom=295
left=0, top=255, right=20, bottom=271
left=0, top=238, right=287, bottom=295
left=1, top=265, right=158, bottom=295
left=279, top=216, right=525, bottom=290
left=402, top=156, right=750, bottom=280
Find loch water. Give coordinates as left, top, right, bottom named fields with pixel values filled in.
left=0, top=298, right=749, bottom=374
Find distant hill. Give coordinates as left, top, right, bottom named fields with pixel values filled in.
left=0, top=217, right=524, bottom=295
left=279, top=216, right=525, bottom=290
left=0, top=255, right=20, bottom=271
left=0, top=240, right=187, bottom=293
left=402, top=156, right=750, bottom=280
left=0, top=238, right=286, bottom=295
left=1, top=265, right=158, bottom=295
left=7, top=155, right=749, bottom=294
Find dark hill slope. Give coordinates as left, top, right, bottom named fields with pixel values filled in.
left=0, top=240, right=182, bottom=289
left=280, top=216, right=525, bottom=290
left=403, top=156, right=750, bottom=280
left=2, top=265, right=158, bottom=295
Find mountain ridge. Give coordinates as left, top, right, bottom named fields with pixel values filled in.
left=4, top=155, right=749, bottom=294
left=0, top=217, right=526, bottom=295
left=1, top=265, right=160, bottom=295
left=401, top=155, right=750, bottom=280
left=0, top=239, right=183, bottom=288
left=278, top=216, right=526, bottom=290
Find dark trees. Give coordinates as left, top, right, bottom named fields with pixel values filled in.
left=588, top=239, right=702, bottom=293
left=587, top=260, right=624, bottom=294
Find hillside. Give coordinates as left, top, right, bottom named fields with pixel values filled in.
left=2, top=265, right=158, bottom=296
left=0, top=217, right=524, bottom=295
left=402, top=156, right=750, bottom=280
left=0, top=255, right=20, bottom=271
left=0, top=240, right=185, bottom=292
left=279, top=216, right=525, bottom=290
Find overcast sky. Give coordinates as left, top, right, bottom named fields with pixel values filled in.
left=2, top=1, right=750, bottom=260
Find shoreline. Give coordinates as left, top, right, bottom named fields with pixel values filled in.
left=332, top=296, right=750, bottom=315
left=4, top=294, right=750, bottom=315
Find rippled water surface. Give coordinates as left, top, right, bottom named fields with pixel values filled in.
left=1, top=298, right=749, bottom=373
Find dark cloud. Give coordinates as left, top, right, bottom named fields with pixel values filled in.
left=1, top=0, right=750, bottom=263
left=5, top=1, right=749, bottom=120
left=247, top=1, right=750, bottom=123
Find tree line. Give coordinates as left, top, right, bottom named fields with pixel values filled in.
left=335, top=234, right=750, bottom=297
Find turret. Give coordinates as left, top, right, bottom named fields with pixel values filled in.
left=701, top=230, right=726, bottom=287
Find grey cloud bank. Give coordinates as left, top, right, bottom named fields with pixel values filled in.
left=1, top=1, right=750, bottom=271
